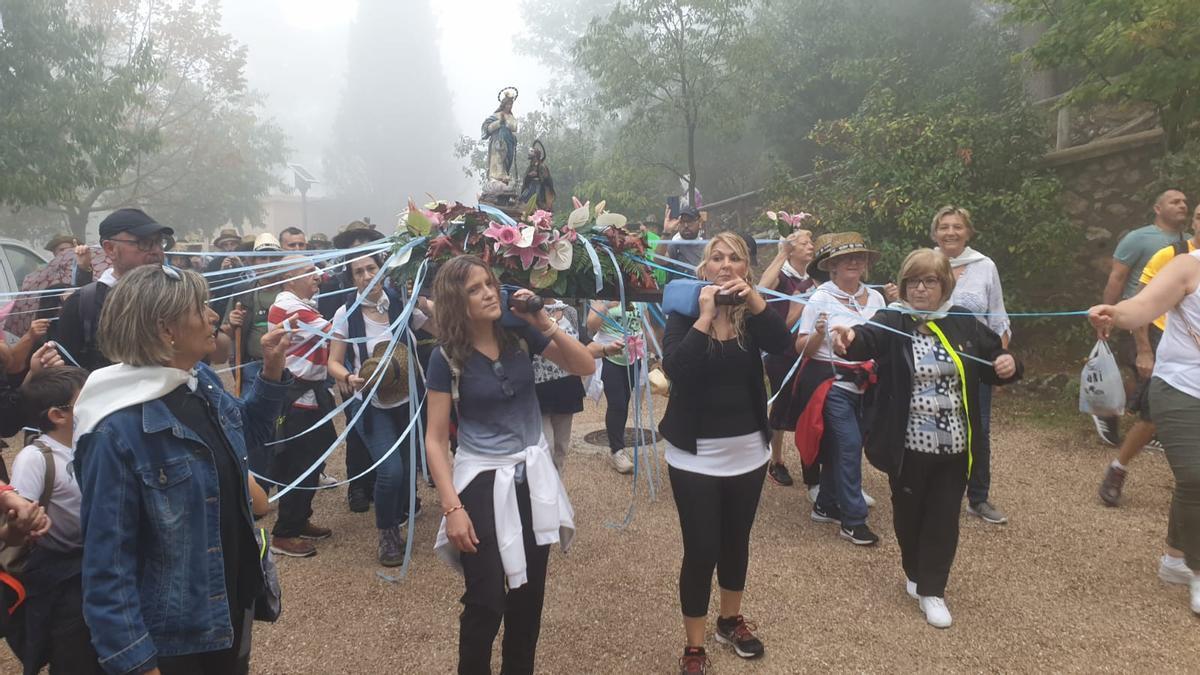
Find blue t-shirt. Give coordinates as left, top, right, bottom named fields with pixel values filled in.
left=1114, top=224, right=1190, bottom=299
left=426, top=324, right=551, bottom=455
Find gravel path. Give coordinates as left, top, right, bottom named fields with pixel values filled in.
left=4, top=388, right=1197, bottom=673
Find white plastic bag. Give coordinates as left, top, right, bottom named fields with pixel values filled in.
left=1079, top=340, right=1125, bottom=417
left=584, top=358, right=604, bottom=403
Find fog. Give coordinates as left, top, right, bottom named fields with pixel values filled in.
left=220, top=0, right=552, bottom=217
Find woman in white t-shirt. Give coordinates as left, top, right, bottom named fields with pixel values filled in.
left=328, top=254, right=433, bottom=567
left=793, top=232, right=886, bottom=546
left=1090, top=250, right=1200, bottom=615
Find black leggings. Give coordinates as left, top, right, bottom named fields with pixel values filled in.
left=669, top=462, right=767, bottom=618
left=601, top=359, right=639, bottom=452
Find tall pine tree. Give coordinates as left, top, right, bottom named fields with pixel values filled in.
left=325, top=0, right=462, bottom=222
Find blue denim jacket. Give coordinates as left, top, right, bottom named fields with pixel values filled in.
left=76, top=365, right=291, bottom=674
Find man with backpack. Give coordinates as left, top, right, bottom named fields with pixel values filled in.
left=56, top=209, right=174, bottom=371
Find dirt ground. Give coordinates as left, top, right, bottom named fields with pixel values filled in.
left=4, top=386, right=1198, bottom=673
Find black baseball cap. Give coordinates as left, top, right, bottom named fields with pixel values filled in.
left=98, top=208, right=173, bottom=240
left=679, top=205, right=702, bottom=221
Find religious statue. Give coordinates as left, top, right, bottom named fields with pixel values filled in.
left=481, top=87, right=519, bottom=198
left=519, top=140, right=556, bottom=212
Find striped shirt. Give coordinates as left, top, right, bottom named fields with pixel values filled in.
left=268, top=291, right=330, bottom=409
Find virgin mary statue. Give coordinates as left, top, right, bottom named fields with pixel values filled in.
left=481, top=87, right=519, bottom=189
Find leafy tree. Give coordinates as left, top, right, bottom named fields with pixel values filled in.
left=1005, top=0, right=1200, bottom=150
left=1, top=0, right=288, bottom=239
left=0, top=0, right=156, bottom=222
left=574, top=0, right=752, bottom=203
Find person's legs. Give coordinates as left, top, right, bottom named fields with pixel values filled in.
left=345, top=411, right=375, bottom=511
left=542, top=413, right=573, bottom=475
left=813, top=427, right=841, bottom=517
left=601, top=359, right=635, bottom=452
left=823, top=388, right=868, bottom=527
left=272, top=409, right=331, bottom=539
left=46, top=575, right=102, bottom=674
left=458, top=472, right=506, bottom=675
left=916, top=456, right=968, bottom=598
left=1151, top=379, right=1200, bottom=573
left=715, top=463, right=768, bottom=603
left=356, top=405, right=411, bottom=530
left=500, top=481, right=551, bottom=675
left=890, top=453, right=929, bottom=589
left=669, top=465, right=722, bottom=647
left=966, top=383, right=992, bottom=506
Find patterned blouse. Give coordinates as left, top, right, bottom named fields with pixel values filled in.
left=904, top=333, right=967, bottom=455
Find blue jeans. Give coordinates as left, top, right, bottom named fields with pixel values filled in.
left=815, top=386, right=869, bottom=527
left=352, top=401, right=414, bottom=530
left=966, top=383, right=992, bottom=505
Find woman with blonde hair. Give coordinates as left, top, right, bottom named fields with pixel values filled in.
left=424, top=256, right=593, bottom=674
left=659, top=232, right=791, bottom=673
left=832, top=249, right=1020, bottom=628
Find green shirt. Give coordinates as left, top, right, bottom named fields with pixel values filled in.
left=221, top=285, right=274, bottom=361
left=645, top=231, right=667, bottom=285
left=1113, top=224, right=1190, bottom=299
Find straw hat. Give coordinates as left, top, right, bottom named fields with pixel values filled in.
left=359, top=341, right=409, bottom=406
left=212, top=228, right=241, bottom=247
left=44, top=234, right=77, bottom=253
left=813, top=232, right=881, bottom=272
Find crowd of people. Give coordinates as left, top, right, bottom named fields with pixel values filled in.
left=0, top=188, right=1195, bottom=675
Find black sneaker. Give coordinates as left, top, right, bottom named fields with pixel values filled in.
left=767, top=461, right=795, bottom=486
left=715, top=615, right=765, bottom=659
left=840, top=523, right=880, bottom=546
left=679, top=646, right=708, bottom=674
left=810, top=503, right=841, bottom=524
left=1092, top=415, right=1122, bottom=447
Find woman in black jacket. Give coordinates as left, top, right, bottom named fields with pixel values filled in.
left=832, top=249, right=1021, bottom=630
left=660, top=232, right=791, bottom=674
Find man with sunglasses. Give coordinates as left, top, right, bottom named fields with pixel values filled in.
left=56, top=208, right=174, bottom=372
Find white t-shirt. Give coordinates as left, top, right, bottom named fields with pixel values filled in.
left=665, top=431, right=769, bottom=477
left=796, top=282, right=885, bottom=392
left=1153, top=250, right=1200, bottom=400
left=331, top=303, right=428, bottom=409
left=11, top=435, right=82, bottom=553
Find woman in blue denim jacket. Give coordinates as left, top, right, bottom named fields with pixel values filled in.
left=73, top=265, right=293, bottom=675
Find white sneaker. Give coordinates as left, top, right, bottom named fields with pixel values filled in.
left=807, top=485, right=820, bottom=503
left=862, top=490, right=876, bottom=507
left=1159, top=555, right=1193, bottom=585
left=919, top=596, right=952, bottom=628
left=319, top=472, right=338, bottom=488
left=610, top=449, right=634, bottom=474
left=1191, top=575, right=1200, bottom=615
left=905, top=578, right=918, bottom=601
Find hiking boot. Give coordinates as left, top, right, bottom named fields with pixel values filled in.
left=270, top=536, right=316, bottom=558
left=810, top=503, right=841, bottom=524
left=919, top=596, right=952, bottom=628
left=967, top=501, right=1008, bottom=525
left=1098, top=464, right=1127, bottom=507
left=610, top=449, right=634, bottom=474
left=378, top=526, right=404, bottom=567
left=767, top=461, right=794, bottom=486
left=348, top=484, right=370, bottom=513
left=715, top=614, right=764, bottom=659
left=678, top=646, right=708, bottom=674
left=1092, top=415, right=1122, bottom=447
left=839, top=523, right=880, bottom=546
left=299, top=521, right=332, bottom=540
left=1159, top=555, right=1193, bottom=585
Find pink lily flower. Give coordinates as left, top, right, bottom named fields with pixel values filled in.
left=509, top=227, right=550, bottom=269
left=483, top=220, right=521, bottom=250
left=530, top=209, right=554, bottom=229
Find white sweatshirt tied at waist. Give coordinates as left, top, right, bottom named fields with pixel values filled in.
left=434, top=436, right=575, bottom=589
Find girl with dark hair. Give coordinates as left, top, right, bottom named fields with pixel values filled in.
left=425, top=256, right=593, bottom=674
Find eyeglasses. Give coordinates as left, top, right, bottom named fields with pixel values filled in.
left=491, top=360, right=515, bottom=398
left=905, top=276, right=942, bottom=290
left=107, top=234, right=175, bottom=252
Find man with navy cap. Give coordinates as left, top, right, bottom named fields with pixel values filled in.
left=57, top=208, right=174, bottom=371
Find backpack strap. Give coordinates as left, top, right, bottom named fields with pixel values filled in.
left=78, top=282, right=101, bottom=360
left=31, top=441, right=56, bottom=508
left=1173, top=239, right=1189, bottom=257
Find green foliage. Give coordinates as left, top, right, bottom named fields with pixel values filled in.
left=1005, top=0, right=1200, bottom=149
left=780, top=87, right=1079, bottom=309
left=0, top=0, right=157, bottom=210
left=1147, top=139, right=1200, bottom=200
